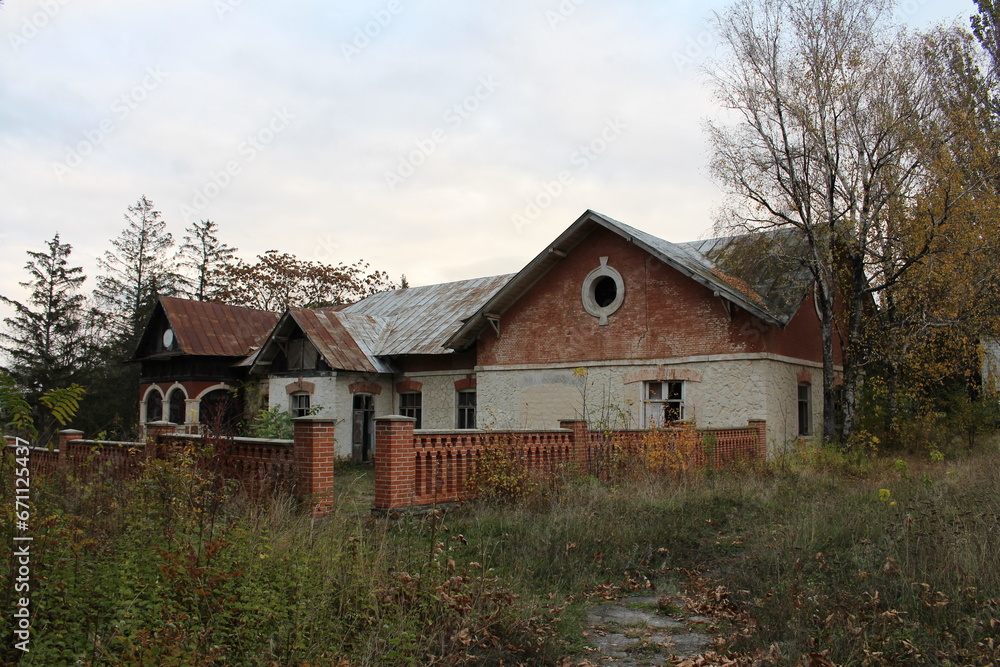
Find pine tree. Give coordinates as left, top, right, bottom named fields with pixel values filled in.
left=0, top=233, right=88, bottom=397
left=177, top=219, right=238, bottom=301
left=94, top=196, right=178, bottom=344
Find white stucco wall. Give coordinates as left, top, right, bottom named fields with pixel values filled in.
left=476, top=355, right=825, bottom=455
left=392, top=371, right=475, bottom=430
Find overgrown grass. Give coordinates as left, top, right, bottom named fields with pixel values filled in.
left=2, top=438, right=999, bottom=664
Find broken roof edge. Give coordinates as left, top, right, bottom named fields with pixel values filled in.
left=445, top=209, right=790, bottom=351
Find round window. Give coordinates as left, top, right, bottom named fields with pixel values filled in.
left=581, top=259, right=625, bottom=325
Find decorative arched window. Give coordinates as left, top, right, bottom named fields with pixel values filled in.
left=168, top=389, right=186, bottom=425
left=145, top=391, right=163, bottom=423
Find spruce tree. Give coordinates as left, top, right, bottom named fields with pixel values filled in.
left=0, top=233, right=88, bottom=397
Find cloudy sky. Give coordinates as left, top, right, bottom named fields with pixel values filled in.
left=0, top=0, right=974, bottom=321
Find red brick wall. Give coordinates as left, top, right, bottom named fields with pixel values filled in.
left=477, top=226, right=832, bottom=366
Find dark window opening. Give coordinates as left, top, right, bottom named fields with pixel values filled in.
left=594, top=276, right=618, bottom=307
left=352, top=394, right=375, bottom=462
left=457, top=391, right=476, bottom=429
left=146, top=391, right=163, bottom=423
left=168, top=389, right=186, bottom=424
left=400, top=392, right=422, bottom=429
left=798, top=383, right=812, bottom=436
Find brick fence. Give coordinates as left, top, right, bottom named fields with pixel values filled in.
left=8, top=417, right=767, bottom=516
left=373, top=417, right=767, bottom=510
left=4, top=417, right=337, bottom=518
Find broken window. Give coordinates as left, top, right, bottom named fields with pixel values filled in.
left=290, top=392, right=311, bottom=418
left=644, top=381, right=684, bottom=426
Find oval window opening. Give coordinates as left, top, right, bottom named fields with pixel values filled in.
left=594, top=276, right=618, bottom=307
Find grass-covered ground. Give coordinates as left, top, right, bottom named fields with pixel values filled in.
left=2, top=438, right=998, bottom=665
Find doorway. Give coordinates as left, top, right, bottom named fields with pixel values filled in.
left=352, top=394, right=375, bottom=462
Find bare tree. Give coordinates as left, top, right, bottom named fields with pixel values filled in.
left=705, top=0, right=971, bottom=442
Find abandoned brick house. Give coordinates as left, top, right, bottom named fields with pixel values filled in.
left=133, top=209, right=837, bottom=460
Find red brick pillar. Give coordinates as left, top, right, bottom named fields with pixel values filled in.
left=293, top=417, right=337, bottom=518
left=144, top=421, right=177, bottom=460
left=748, top=420, right=767, bottom=459
left=559, top=419, right=590, bottom=475
left=374, top=415, right=416, bottom=511
left=57, top=429, right=84, bottom=466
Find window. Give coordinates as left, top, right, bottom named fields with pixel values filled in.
left=286, top=338, right=319, bottom=371
left=457, top=390, right=476, bottom=429
left=399, top=392, right=422, bottom=428
left=290, top=392, right=311, bottom=418
left=644, top=381, right=684, bottom=426
left=168, top=389, right=186, bottom=425
left=353, top=394, right=375, bottom=462
left=581, top=258, right=625, bottom=325
left=145, top=391, right=163, bottom=423
left=798, top=383, right=812, bottom=436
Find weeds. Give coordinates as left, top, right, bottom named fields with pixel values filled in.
left=2, top=434, right=999, bottom=664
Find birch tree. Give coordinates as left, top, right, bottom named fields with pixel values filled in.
left=706, top=0, right=971, bottom=442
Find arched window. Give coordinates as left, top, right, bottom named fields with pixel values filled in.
left=145, top=391, right=163, bottom=423
left=168, top=389, right=186, bottom=425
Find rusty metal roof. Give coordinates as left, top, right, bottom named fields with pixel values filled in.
left=340, top=274, right=513, bottom=356
left=154, top=297, right=279, bottom=357
left=289, top=308, right=390, bottom=373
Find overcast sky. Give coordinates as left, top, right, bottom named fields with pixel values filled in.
left=0, top=0, right=974, bottom=322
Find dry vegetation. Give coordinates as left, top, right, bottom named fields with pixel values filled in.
left=2, top=434, right=998, bottom=665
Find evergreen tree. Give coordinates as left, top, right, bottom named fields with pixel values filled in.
left=0, top=233, right=88, bottom=397
left=94, top=196, right=178, bottom=345
left=177, top=219, right=238, bottom=301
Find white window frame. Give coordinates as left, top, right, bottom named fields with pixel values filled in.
left=290, top=392, right=311, bottom=418
left=643, top=380, right=684, bottom=426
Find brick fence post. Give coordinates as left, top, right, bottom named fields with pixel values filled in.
left=57, top=429, right=84, bottom=466
left=559, top=419, right=590, bottom=475
left=144, top=421, right=177, bottom=460
left=748, top=420, right=767, bottom=459
left=374, top=415, right=416, bottom=511
left=292, top=417, right=337, bottom=518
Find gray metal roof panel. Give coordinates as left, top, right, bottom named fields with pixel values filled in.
left=341, top=274, right=513, bottom=355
